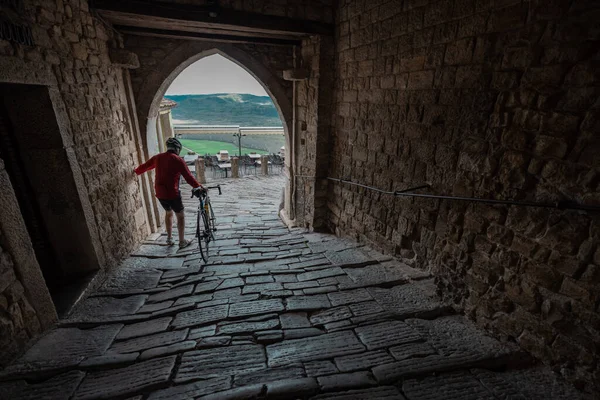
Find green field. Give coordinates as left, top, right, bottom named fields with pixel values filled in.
left=179, top=139, right=265, bottom=156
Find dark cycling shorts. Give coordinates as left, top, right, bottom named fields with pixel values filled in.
left=158, top=195, right=184, bottom=213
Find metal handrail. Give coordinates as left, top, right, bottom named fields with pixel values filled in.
left=326, top=177, right=600, bottom=212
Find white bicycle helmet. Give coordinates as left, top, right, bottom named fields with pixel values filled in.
left=166, top=137, right=182, bottom=155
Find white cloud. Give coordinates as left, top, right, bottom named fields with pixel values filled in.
left=166, top=54, right=269, bottom=96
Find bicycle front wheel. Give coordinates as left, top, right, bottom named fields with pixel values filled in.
left=197, top=209, right=210, bottom=262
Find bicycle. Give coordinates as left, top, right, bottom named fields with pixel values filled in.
left=191, top=184, right=221, bottom=262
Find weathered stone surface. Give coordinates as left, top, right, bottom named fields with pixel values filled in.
left=389, top=342, right=437, bottom=361
left=188, top=324, right=217, bottom=340
left=174, top=293, right=213, bottom=306
left=148, top=376, right=231, bottom=400
left=18, top=325, right=122, bottom=365
left=297, top=267, right=346, bottom=282
left=74, top=356, right=176, bottom=400
left=147, top=284, right=193, bottom=303
left=355, top=321, right=422, bottom=350
left=234, top=366, right=305, bottom=386
left=405, top=316, right=517, bottom=358
left=347, top=301, right=385, bottom=316
left=266, top=331, right=365, bottom=367
left=109, top=329, right=188, bottom=354
left=342, top=262, right=417, bottom=288
left=172, top=304, right=229, bottom=328
left=317, top=371, right=377, bottom=392
left=176, top=345, right=266, bottom=382
left=334, top=350, right=395, bottom=372
left=286, top=295, right=331, bottom=311
left=139, top=340, right=196, bottom=360
left=217, top=277, right=245, bottom=289
left=195, top=280, right=223, bottom=294
left=229, top=299, right=284, bottom=318
left=367, top=282, right=443, bottom=316
left=242, top=283, right=284, bottom=294
left=0, top=370, right=85, bottom=400
left=69, top=296, right=146, bottom=319
left=218, top=318, right=280, bottom=334
left=325, top=249, right=376, bottom=267
left=116, top=317, right=172, bottom=340
left=310, top=306, right=353, bottom=325
left=137, top=301, right=174, bottom=313
left=100, top=267, right=161, bottom=293
left=267, top=377, right=320, bottom=399
left=402, top=371, right=495, bottom=400
left=304, top=360, right=339, bottom=377
left=283, top=327, right=323, bottom=339
left=279, top=312, right=311, bottom=329
left=328, top=289, right=373, bottom=306
left=198, top=384, right=264, bottom=400
left=310, top=386, right=406, bottom=399
left=471, top=367, right=587, bottom=399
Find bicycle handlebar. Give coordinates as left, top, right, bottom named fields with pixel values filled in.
left=191, top=184, right=222, bottom=198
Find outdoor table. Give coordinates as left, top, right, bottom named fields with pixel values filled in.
left=218, top=163, right=232, bottom=177
left=255, top=160, right=272, bottom=165
left=248, top=154, right=262, bottom=159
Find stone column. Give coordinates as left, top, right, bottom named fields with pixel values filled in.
left=261, top=155, right=269, bottom=175
left=231, top=157, right=239, bottom=178
left=195, top=157, right=206, bottom=184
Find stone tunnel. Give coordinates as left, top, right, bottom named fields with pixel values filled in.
left=0, top=0, right=598, bottom=398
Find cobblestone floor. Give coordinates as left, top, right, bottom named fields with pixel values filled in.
left=0, top=176, right=588, bottom=399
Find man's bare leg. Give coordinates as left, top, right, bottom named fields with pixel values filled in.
left=165, top=210, right=174, bottom=245
left=175, top=210, right=188, bottom=246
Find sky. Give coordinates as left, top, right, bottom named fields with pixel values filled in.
left=166, top=54, right=268, bottom=96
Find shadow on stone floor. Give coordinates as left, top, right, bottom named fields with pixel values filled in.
left=0, top=176, right=588, bottom=399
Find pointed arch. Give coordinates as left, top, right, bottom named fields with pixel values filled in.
left=132, top=42, right=292, bottom=157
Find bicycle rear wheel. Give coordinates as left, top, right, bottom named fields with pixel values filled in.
left=196, top=208, right=210, bottom=262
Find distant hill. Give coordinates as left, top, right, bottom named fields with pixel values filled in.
left=165, top=93, right=283, bottom=126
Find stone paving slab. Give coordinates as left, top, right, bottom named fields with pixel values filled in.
left=334, top=350, right=396, bottom=372
left=309, top=306, right=353, bottom=325
left=229, top=299, right=284, bottom=318
left=1, top=176, right=585, bottom=400
left=286, top=295, right=331, bottom=311
left=402, top=371, right=495, bottom=400
left=355, top=321, right=423, bottom=350
left=17, top=325, right=122, bottom=366
left=99, top=267, right=162, bottom=293
left=234, top=366, right=305, bottom=386
left=176, top=345, right=266, bottom=382
left=74, top=356, right=176, bottom=400
left=147, top=376, right=231, bottom=400
left=328, top=288, right=373, bottom=306
left=266, top=330, right=366, bottom=367
left=68, top=295, right=147, bottom=320
left=317, top=371, right=377, bottom=392
left=217, top=318, right=280, bottom=334
left=172, top=304, right=229, bottom=328
left=310, top=386, right=406, bottom=400
left=0, top=370, right=85, bottom=400
left=115, top=317, right=172, bottom=340
left=108, top=329, right=188, bottom=354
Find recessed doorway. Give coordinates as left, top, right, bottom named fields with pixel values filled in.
left=0, top=84, right=100, bottom=316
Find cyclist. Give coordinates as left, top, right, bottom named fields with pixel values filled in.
left=134, top=137, right=203, bottom=249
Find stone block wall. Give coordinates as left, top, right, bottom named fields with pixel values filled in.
left=295, top=36, right=334, bottom=230
left=0, top=0, right=148, bottom=364
left=328, top=0, right=599, bottom=391
left=0, top=0, right=147, bottom=266
left=0, top=233, right=42, bottom=366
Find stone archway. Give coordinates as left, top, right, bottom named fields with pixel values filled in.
left=126, top=39, right=297, bottom=230
left=130, top=42, right=293, bottom=158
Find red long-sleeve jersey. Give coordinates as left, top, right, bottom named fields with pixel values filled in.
left=135, top=152, right=201, bottom=199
